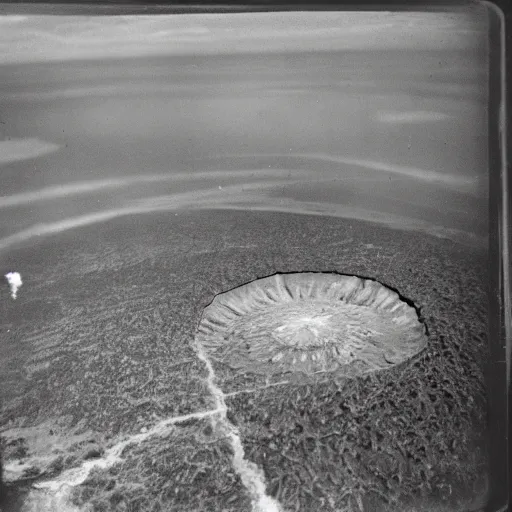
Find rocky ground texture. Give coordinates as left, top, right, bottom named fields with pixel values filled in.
left=0, top=210, right=489, bottom=512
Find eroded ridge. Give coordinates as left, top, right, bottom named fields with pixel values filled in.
left=196, top=273, right=427, bottom=379
left=193, top=340, right=283, bottom=512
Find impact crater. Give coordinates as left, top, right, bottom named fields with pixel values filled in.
left=196, top=273, right=428, bottom=379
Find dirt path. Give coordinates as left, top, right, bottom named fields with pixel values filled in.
left=6, top=408, right=222, bottom=512
left=193, top=336, right=283, bottom=512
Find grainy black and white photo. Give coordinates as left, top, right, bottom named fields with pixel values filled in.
left=0, top=5, right=493, bottom=512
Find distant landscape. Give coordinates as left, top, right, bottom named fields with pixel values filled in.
left=0, top=8, right=490, bottom=512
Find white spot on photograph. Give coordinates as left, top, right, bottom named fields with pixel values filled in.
left=5, top=271, right=22, bottom=299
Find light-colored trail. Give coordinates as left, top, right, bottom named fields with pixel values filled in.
left=16, top=408, right=222, bottom=512
left=194, top=341, right=284, bottom=512
left=11, top=368, right=286, bottom=512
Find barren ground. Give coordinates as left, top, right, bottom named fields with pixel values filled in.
left=0, top=210, right=489, bottom=512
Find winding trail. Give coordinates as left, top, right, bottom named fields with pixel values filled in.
left=8, top=313, right=285, bottom=511
left=10, top=357, right=285, bottom=512
left=16, top=408, right=223, bottom=512
left=193, top=340, right=284, bottom=512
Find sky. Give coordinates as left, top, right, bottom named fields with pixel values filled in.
left=0, top=10, right=487, bottom=64
left=0, top=8, right=490, bottom=254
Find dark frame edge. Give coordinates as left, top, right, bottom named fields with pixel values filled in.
left=484, top=2, right=510, bottom=512
left=0, top=0, right=497, bottom=16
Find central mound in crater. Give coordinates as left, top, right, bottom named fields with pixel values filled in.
left=196, top=273, right=428, bottom=379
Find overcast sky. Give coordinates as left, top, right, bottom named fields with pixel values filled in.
left=0, top=7, right=489, bottom=250
left=0, top=10, right=488, bottom=65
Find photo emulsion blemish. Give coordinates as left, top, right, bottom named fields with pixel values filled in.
left=0, top=5, right=506, bottom=512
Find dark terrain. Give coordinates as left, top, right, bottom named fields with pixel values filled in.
left=0, top=209, right=489, bottom=512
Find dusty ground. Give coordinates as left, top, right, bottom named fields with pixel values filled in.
left=0, top=210, right=489, bottom=511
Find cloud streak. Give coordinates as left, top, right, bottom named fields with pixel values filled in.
left=0, top=138, right=61, bottom=165
left=0, top=179, right=295, bottom=252
left=0, top=177, right=485, bottom=253
left=0, top=15, right=27, bottom=24
left=188, top=197, right=486, bottom=248
left=0, top=154, right=482, bottom=253
left=208, top=153, right=479, bottom=192
left=0, top=168, right=313, bottom=209
left=0, top=11, right=488, bottom=65
left=0, top=150, right=478, bottom=213
left=376, top=110, right=451, bottom=123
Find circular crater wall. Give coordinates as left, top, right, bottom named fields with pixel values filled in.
left=195, top=273, right=428, bottom=379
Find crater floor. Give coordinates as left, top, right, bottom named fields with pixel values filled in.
left=196, top=273, right=428, bottom=380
